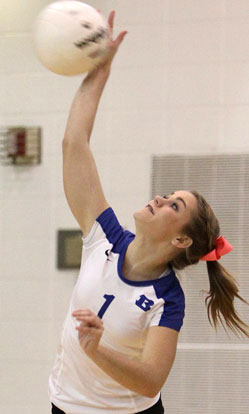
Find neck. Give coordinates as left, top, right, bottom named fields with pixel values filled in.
left=122, top=235, right=175, bottom=282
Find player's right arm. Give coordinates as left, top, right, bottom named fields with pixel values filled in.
left=62, top=69, right=110, bottom=236
left=62, top=12, right=127, bottom=236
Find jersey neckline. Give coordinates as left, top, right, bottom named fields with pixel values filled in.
left=117, top=238, right=174, bottom=287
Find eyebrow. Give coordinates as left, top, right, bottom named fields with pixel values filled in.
left=170, top=192, right=186, bottom=209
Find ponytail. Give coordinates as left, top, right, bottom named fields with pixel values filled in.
left=170, top=190, right=249, bottom=338
left=205, top=261, right=249, bottom=338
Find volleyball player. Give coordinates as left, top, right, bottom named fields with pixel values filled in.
left=49, top=11, right=249, bottom=414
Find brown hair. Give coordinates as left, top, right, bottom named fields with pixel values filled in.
left=170, top=190, right=249, bottom=338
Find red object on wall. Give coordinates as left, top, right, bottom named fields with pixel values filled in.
left=16, top=130, right=26, bottom=156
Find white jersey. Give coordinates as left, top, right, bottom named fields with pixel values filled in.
left=49, top=208, right=185, bottom=414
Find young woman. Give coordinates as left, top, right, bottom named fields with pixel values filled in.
left=49, top=11, right=249, bottom=414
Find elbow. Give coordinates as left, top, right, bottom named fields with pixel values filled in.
left=62, top=133, right=89, bottom=149
left=62, top=138, right=73, bottom=153
left=144, top=388, right=160, bottom=399
left=62, top=137, right=89, bottom=153
left=62, top=138, right=69, bottom=151
left=140, top=374, right=169, bottom=398
left=62, top=137, right=76, bottom=150
left=140, top=382, right=161, bottom=399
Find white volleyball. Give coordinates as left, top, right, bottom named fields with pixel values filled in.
left=33, top=1, right=110, bottom=75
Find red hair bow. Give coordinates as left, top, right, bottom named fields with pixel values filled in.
left=200, top=236, right=233, bottom=261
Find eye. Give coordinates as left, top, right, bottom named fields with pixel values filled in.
left=163, top=195, right=168, bottom=199
left=171, top=202, right=178, bottom=211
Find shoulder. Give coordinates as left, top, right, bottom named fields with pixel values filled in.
left=150, top=269, right=185, bottom=332
left=153, top=268, right=185, bottom=303
left=83, top=207, right=135, bottom=252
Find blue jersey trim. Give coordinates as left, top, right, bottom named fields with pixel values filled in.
left=153, top=276, right=185, bottom=331
left=96, top=207, right=129, bottom=249
left=117, top=251, right=176, bottom=287
left=96, top=208, right=184, bottom=305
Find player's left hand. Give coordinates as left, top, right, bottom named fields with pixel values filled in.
left=72, top=309, right=104, bottom=357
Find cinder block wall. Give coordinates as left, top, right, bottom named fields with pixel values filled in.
left=0, top=1, right=249, bottom=413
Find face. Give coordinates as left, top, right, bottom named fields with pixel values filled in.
left=134, top=191, right=197, bottom=245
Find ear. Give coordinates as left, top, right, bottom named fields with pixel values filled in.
left=171, top=235, right=193, bottom=249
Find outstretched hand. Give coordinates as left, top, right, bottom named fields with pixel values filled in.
left=104, top=10, right=128, bottom=67
left=72, top=309, right=104, bottom=357
left=87, top=10, right=127, bottom=77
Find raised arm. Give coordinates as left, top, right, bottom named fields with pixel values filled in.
left=62, top=11, right=127, bottom=235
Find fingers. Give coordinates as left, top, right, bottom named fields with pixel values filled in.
left=72, top=309, right=103, bottom=328
left=114, top=30, right=128, bottom=47
left=108, top=11, right=128, bottom=43
left=108, top=10, right=115, bottom=34
left=76, top=315, right=103, bottom=329
left=75, top=325, right=101, bottom=335
left=72, top=309, right=92, bottom=317
left=72, top=309, right=104, bottom=356
left=72, top=309, right=91, bottom=316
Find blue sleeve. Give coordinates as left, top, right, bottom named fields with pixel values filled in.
left=157, top=291, right=185, bottom=332
left=151, top=273, right=185, bottom=332
left=96, top=207, right=135, bottom=253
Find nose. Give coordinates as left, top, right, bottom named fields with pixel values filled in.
left=154, top=195, right=165, bottom=207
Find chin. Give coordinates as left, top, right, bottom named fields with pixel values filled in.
left=133, top=209, right=140, bottom=220
left=133, top=207, right=148, bottom=221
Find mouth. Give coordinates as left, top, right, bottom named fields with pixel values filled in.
left=146, top=204, right=154, bottom=215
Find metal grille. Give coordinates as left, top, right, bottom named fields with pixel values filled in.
left=0, top=126, right=41, bottom=165
left=151, top=154, right=249, bottom=412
